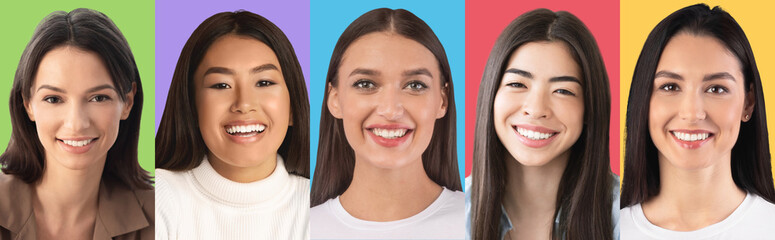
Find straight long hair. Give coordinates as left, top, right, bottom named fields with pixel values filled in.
left=622, top=4, right=775, bottom=207
left=1, top=8, right=152, bottom=190
left=471, top=9, right=614, bottom=240
left=156, top=11, right=310, bottom=178
left=311, top=8, right=461, bottom=207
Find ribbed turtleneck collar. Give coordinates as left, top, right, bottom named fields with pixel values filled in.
left=190, top=154, right=291, bottom=206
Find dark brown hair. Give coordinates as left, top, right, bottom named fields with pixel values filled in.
left=471, top=9, right=614, bottom=240
left=310, top=8, right=461, bottom=206
left=622, top=4, right=775, bottom=207
left=155, top=11, right=310, bottom=178
left=1, top=8, right=152, bottom=190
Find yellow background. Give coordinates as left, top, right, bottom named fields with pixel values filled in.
left=620, top=1, right=775, bottom=183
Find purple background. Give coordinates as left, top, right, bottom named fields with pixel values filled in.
left=154, top=0, right=310, bottom=132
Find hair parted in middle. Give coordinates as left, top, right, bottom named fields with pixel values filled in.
left=311, top=8, right=461, bottom=207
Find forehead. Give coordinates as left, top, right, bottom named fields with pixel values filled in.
left=506, top=41, right=581, bottom=79
left=657, top=33, right=742, bottom=77
left=198, top=34, right=281, bottom=71
left=33, top=45, right=114, bottom=90
left=339, top=31, right=439, bottom=76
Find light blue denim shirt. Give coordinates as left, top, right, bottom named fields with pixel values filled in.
left=465, top=174, right=621, bottom=240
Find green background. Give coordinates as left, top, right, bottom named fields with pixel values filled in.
left=0, top=0, right=156, bottom=176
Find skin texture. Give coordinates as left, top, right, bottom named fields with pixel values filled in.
left=493, top=41, right=584, bottom=240
left=194, top=34, right=292, bottom=183
left=642, top=32, right=753, bottom=231
left=328, top=31, right=447, bottom=221
left=24, top=46, right=135, bottom=240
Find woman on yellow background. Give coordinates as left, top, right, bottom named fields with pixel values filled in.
left=621, top=4, right=775, bottom=239
left=0, top=8, right=153, bottom=239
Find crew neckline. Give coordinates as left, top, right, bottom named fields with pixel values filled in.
left=327, top=187, right=453, bottom=231
left=630, top=192, right=755, bottom=239
left=190, top=154, right=291, bottom=207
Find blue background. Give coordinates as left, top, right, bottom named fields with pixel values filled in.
left=310, top=0, right=466, bottom=189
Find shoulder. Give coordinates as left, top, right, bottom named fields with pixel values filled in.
left=611, top=173, right=621, bottom=240
left=744, top=194, right=775, bottom=222
left=133, top=187, right=155, bottom=221
left=309, top=197, right=337, bottom=229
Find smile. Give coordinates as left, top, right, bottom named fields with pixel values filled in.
left=671, top=131, right=711, bottom=142
left=516, top=127, right=556, bottom=140
left=369, top=128, right=409, bottom=139
left=225, top=124, right=266, bottom=137
left=56, top=137, right=98, bottom=154
left=61, top=139, right=94, bottom=147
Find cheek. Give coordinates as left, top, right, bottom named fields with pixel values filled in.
left=262, top=90, right=292, bottom=125
left=556, top=98, right=585, bottom=134
left=648, top=97, right=669, bottom=132
left=492, top=90, right=518, bottom=124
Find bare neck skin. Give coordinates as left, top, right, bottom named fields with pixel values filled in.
left=339, top=155, right=443, bottom=222
left=503, top=151, right=569, bottom=240
left=641, top=152, right=745, bottom=231
left=208, top=152, right=277, bottom=183
left=33, top=157, right=104, bottom=240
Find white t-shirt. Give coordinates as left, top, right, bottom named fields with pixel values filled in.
left=310, top=188, right=465, bottom=239
left=155, top=155, right=309, bottom=240
left=620, top=192, right=775, bottom=239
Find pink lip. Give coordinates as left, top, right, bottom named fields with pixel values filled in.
left=56, top=137, right=98, bottom=154
left=670, top=129, right=714, bottom=149
left=222, top=119, right=266, bottom=144
left=365, top=124, right=414, bottom=148
left=512, top=124, right=559, bottom=148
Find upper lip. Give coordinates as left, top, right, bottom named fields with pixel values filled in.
left=512, top=124, right=559, bottom=134
left=223, top=119, right=265, bottom=127
left=57, top=136, right=98, bottom=141
left=365, top=123, right=413, bottom=130
left=669, top=129, right=713, bottom=134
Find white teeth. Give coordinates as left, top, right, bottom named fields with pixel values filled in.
left=516, top=127, right=554, bottom=140
left=673, top=132, right=709, bottom=142
left=371, top=128, right=408, bottom=139
left=62, top=139, right=92, bottom=147
left=225, top=124, right=266, bottom=135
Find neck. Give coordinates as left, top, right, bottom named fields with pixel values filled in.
left=33, top=156, right=103, bottom=233
left=208, top=152, right=277, bottom=183
left=339, top=155, right=442, bottom=222
left=503, top=151, right=569, bottom=221
left=641, top=152, right=745, bottom=231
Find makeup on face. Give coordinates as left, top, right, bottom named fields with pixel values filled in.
left=27, top=46, right=131, bottom=170
left=329, top=31, right=446, bottom=169
left=492, top=41, right=584, bottom=167
left=648, top=33, right=748, bottom=169
left=194, top=34, right=292, bottom=169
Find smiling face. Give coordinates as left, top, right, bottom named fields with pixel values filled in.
left=493, top=41, right=584, bottom=167
left=194, top=34, right=291, bottom=170
left=328, top=31, right=447, bottom=170
left=649, top=33, right=752, bottom=170
left=25, top=46, right=134, bottom=171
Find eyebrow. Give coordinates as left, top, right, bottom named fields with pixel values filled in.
left=654, top=70, right=736, bottom=82
left=402, top=68, right=433, bottom=78
left=504, top=68, right=581, bottom=84
left=348, top=68, right=434, bottom=78
left=36, top=84, right=116, bottom=93
left=203, top=64, right=279, bottom=76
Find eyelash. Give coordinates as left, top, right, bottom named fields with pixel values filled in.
left=89, top=95, right=112, bottom=102
left=43, top=96, right=62, bottom=104
left=404, top=80, right=428, bottom=91
left=210, top=83, right=231, bottom=89
left=352, top=79, right=376, bottom=90
left=505, top=82, right=576, bottom=96
left=657, top=83, right=729, bottom=94
left=42, top=95, right=112, bottom=103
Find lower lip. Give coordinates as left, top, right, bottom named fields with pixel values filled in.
left=57, top=139, right=96, bottom=154
left=225, top=130, right=263, bottom=144
left=514, top=128, right=557, bottom=148
left=671, top=133, right=712, bottom=149
left=366, top=129, right=412, bottom=147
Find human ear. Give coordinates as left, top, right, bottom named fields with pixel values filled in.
left=436, top=82, right=448, bottom=119
left=742, top=83, right=755, bottom=122
left=327, top=82, right=343, bottom=119
left=120, top=82, right=136, bottom=120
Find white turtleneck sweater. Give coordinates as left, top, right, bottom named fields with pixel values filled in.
left=155, top=155, right=309, bottom=240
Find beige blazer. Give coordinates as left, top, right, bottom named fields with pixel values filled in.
left=0, top=173, right=154, bottom=240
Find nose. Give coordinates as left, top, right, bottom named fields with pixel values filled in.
left=230, top=85, right=257, bottom=114
left=375, top=88, right=405, bottom=121
left=521, top=89, right=551, bottom=119
left=678, top=92, right=706, bottom=123
left=63, top=101, right=91, bottom=132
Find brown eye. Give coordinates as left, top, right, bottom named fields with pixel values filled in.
left=209, top=83, right=231, bottom=89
